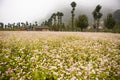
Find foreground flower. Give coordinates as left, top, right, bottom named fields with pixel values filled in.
left=5, top=68, right=12, bottom=75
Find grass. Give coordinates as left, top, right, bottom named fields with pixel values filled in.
left=0, top=31, right=120, bottom=80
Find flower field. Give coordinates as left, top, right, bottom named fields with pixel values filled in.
left=0, top=31, right=120, bottom=80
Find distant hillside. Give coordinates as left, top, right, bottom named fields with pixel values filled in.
left=43, top=7, right=118, bottom=25
left=113, top=9, right=120, bottom=23
left=61, top=7, right=114, bottom=25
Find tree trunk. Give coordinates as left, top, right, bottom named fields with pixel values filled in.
left=81, top=28, right=83, bottom=32
left=96, top=19, right=99, bottom=32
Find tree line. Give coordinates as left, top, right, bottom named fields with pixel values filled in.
left=0, top=21, right=38, bottom=30
left=0, top=1, right=119, bottom=32
left=41, top=2, right=119, bottom=32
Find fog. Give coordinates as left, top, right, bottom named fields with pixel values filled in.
left=0, top=0, right=120, bottom=24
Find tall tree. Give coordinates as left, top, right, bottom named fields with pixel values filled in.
left=75, top=15, right=88, bottom=31
left=17, top=22, right=20, bottom=27
left=104, top=13, right=116, bottom=29
left=48, top=17, right=53, bottom=27
left=26, top=21, right=29, bottom=27
left=44, top=20, right=48, bottom=26
left=0, top=22, right=4, bottom=28
left=35, top=21, right=38, bottom=26
left=59, top=12, right=64, bottom=24
left=71, top=1, right=76, bottom=31
left=21, top=22, right=25, bottom=27
left=92, top=5, right=102, bottom=31
left=52, top=13, right=57, bottom=25
left=57, top=12, right=60, bottom=25
left=8, top=23, right=11, bottom=28
left=13, top=23, right=15, bottom=28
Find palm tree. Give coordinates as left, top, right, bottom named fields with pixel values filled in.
left=71, top=1, right=77, bottom=30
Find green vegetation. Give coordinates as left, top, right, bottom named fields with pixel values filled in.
left=75, top=15, right=88, bottom=31
left=0, top=1, right=119, bottom=33
left=104, top=13, right=116, bottom=29
left=92, top=5, right=102, bottom=31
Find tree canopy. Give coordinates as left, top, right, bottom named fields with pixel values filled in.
left=75, top=15, right=88, bottom=31
left=104, top=13, right=116, bottom=29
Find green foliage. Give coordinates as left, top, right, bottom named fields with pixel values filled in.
left=32, top=70, right=57, bottom=80
left=104, top=13, right=116, bottom=29
left=71, top=2, right=76, bottom=8
left=75, top=15, right=88, bottom=31
left=92, top=5, right=102, bottom=31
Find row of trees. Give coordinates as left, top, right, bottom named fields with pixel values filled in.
left=0, top=21, right=38, bottom=29
left=41, top=11, right=65, bottom=31
left=0, top=1, right=119, bottom=32
left=41, top=2, right=117, bottom=32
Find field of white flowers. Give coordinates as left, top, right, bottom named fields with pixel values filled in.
left=0, top=31, right=120, bottom=80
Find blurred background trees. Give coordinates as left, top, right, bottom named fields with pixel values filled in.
left=75, top=15, right=88, bottom=31
left=0, top=1, right=119, bottom=33
left=92, top=5, right=102, bottom=31
left=104, top=13, right=116, bottom=29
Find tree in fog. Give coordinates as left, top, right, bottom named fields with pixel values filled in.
left=17, top=22, right=20, bottom=27
left=48, top=17, right=53, bottom=26
left=0, top=22, right=4, bottom=28
left=59, top=12, right=64, bottom=24
left=57, top=12, right=61, bottom=25
left=75, top=15, right=88, bottom=31
left=13, top=23, right=15, bottom=28
left=104, top=13, right=116, bottom=29
left=26, top=21, right=29, bottom=26
left=52, top=13, right=57, bottom=25
left=21, top=22, right=25, bottom=27
left=92, top=5, right=102, bottom=31
left=35, top=21, right=38, bottom=26
left=71, top=1, right=77, bottom=30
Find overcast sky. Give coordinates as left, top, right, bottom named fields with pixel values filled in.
left=0, top=0, right=120, bottom=24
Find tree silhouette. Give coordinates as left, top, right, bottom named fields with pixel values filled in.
left=35, top=21, right=38, bottom=26
left=0, top=22, right=4, bottom=28
left=52, top=13, right=57, bottom=25
left=48, top=17, right=53, bottom=28
left=17, top=22, right=20, bottom=27
left=13, top=23, right=15, bottom=28
left=59, top=12, right=64, bottom=25
left=21, top=22, right=25, bottom=27
left=26, top=21, right=29, bottom=27
left=92, top=5, right=102, bottom=31
left=71, top=1, right=76, bottom=31
left=57, top=12, right=61, bottom=25
left=104, top=13, right=116, bottom=29
left=75, top=15, right=88, bottom=31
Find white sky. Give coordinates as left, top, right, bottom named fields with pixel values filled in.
left=0, top=0, right=120, bottom=24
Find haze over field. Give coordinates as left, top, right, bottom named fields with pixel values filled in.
left=0, top=0, right=120, bottom=24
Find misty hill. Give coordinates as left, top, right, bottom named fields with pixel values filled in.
left=43, top=6, right=119, bottom=25
left=113, top=9, right=120, bottom=23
